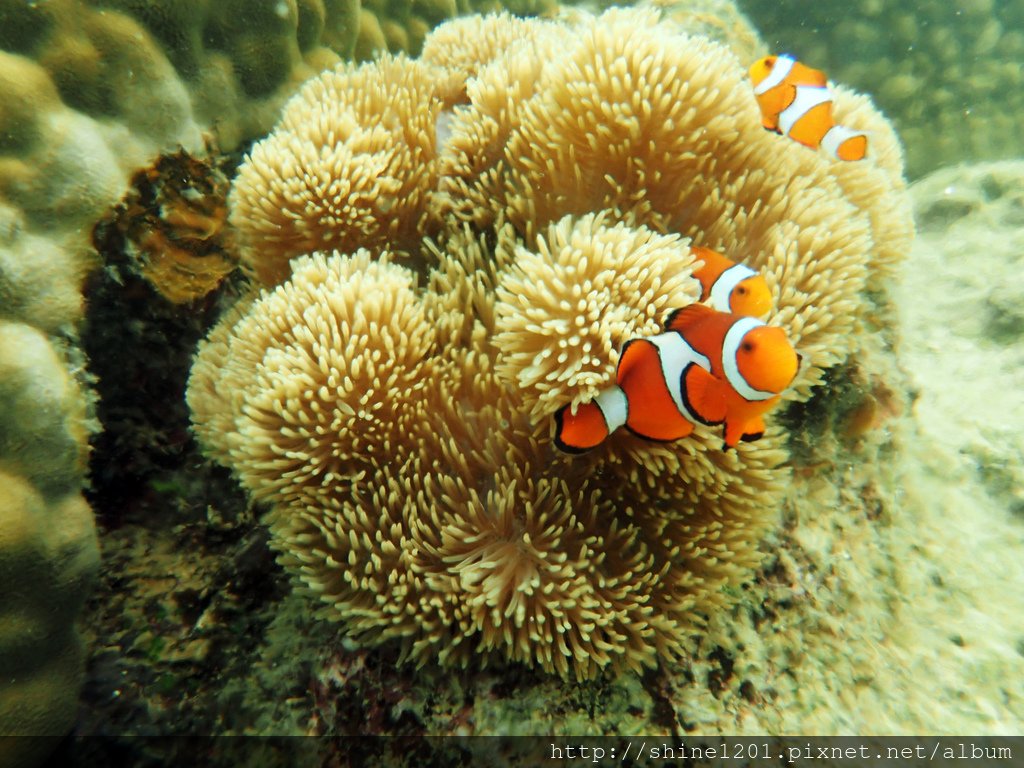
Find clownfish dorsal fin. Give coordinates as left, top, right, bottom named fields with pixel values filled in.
left=797, top=62, right=828, bottom=88
left=665, top=303, right=715, bottom=334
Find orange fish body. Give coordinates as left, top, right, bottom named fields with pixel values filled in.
left=553, top=306, right=799, bottom=452
left=749, top=54, right=868, bottom=162
left=666, top=304, right=799, bottom=447
left=553, top=329, right=714, bottom=452
left=691, top=246, right=772, bottom=317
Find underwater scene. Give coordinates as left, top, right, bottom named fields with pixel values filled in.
left=0, top=0, right=1022, bottom=765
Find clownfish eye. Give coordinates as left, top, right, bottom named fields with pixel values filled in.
left=736, top=285, right=748, bottom=295
left=742, top=341, right=755, bottom=353
left=765, top=57, right=775, bottom=68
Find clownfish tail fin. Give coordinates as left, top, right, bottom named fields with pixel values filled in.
left=553, top=393, right=620, bottom=453
left=822, top=124, right=868, bottom=161
left=557, top=405, right=602, bottom=454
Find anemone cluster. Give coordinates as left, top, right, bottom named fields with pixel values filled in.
left=189, top=8, right=913, bottom=677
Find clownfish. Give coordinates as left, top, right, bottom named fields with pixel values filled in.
left=553, top=304, right=799, bottom=453
left=749, top=54, right=868, bottom=162
left=692, top=246, right=772, bottom=317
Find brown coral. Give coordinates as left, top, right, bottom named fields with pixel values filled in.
left=191, top=8, right=913, bottom=678
left=101, top=149, right=238, bottom=304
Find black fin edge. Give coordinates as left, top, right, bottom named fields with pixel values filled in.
left=552, top=405, right=593, bottom=454
left=680, top=362, right=722, bottom=427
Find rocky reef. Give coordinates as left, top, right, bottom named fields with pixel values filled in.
left=2, top=1, right=1021, bottom=766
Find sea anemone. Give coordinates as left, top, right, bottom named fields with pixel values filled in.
left=190, top=8, right=913, bottom=678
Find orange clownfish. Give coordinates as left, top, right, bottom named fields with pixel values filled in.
left=749, top=54, right=868, bottom=161
left=553, top=304, right=799, bottom=453
left=692, top=246, right=772, bottom=317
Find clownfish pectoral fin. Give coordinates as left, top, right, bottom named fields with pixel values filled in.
left=665, top=303, right=715, bottom=335
left=553, top=401, right=609, bottom=453
left=682, top=363, right=727, bottom=425
left=722, top=415, right=766, bottom=449
left=722, top=418, right=745, bottom=449
left=793, top=62, right=828, bottom=88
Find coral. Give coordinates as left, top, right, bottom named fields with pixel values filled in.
left=0, top=323, right=99, bottom=765
left=1, top=1, right=466, bottom=742
left=357, top=0, right=454, bottom=59
left=85, top=0, right=470, bottom=76
left=229, top=55, right=461, bottom=285
left=0, top=205, right=83, bottom=337
left=0, top=3, right=216, bottom=759
left=0, top=17, right=206, bottom=335
left=0, top=0, right=460, bottom=163
left=192, top=9, right=913, bottom=678
left=0, top=325, right=88, bottom=495
left=0, top=29, right=202, bottom=753
left=78, top=0, right=355, bottom=142
left=739, top=0, right=1024, bottom=178
left=0, top=50, right=146, bottom=230
left=0, top=14, right=120, bottom=765
left=101, top=149, right=237, bottom=305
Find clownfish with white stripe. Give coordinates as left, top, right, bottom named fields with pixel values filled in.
left=692, top=246, right=772, bottom=317
left=553, top=304, right=799, bottom=453
left=749, top=54, right=868, bottom=162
